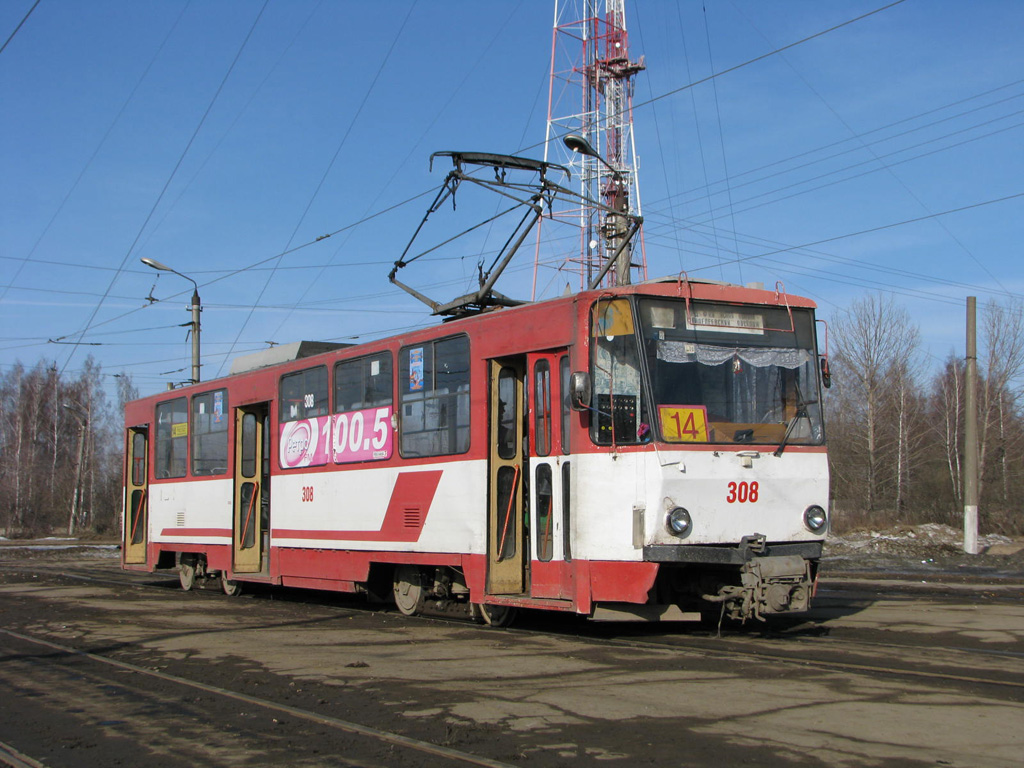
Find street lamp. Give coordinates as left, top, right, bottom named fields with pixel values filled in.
left=563, top=134, right=632, bottom=286
left=563, top=134, right=615, bottom=173
left=141, top=257, right=201, bottom=384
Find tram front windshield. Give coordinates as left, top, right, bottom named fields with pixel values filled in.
left=636, top=298, right=824, bottom=446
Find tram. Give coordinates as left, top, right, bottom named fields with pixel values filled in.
left=123, top=275, right=830, bottom=624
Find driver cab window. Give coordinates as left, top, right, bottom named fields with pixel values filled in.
left=590, top=299, right=648, bottom=445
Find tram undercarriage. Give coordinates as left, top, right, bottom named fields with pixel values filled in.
left=173, top=543, right=818, bottom=627
left=648, top=535, right=821, bottom=623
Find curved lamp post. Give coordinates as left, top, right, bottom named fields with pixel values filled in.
left=141, top=257, right=201, bottom=384
left=563, top=134, right=632, bottom=286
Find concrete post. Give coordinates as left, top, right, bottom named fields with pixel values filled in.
left=964, top=296, right=979, bottom=555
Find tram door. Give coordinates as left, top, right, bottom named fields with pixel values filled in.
left=487, top=358, right=527, bottom=594
left=124, top=426, right=149, bottom=564
left=233, top=404, right=270, bottom=573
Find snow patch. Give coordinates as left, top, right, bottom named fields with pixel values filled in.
left=829, top=523, right=1012, bottom=551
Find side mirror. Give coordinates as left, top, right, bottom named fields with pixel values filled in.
left=569, top=372, right=591, bottom=411
left=819, top=357, right=832, bottom=389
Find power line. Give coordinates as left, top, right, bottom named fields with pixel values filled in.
left=57, top=0, right=272, bottom=377
left=0, top=1, right=192, bottom=304
left=267, top=0, right=528, bottom=344
left=692, top=190, right=1024, bottom=273
left=515, top=0, right=909, bottom=161
left=644, top=105, right=1024, bottom=220
left=701, top=2, right=742, bottom=283
left=648, top=219, right=1024, bottom=302
left=216, top=0, right=421, bottom=376
left=39, top=185, right=440, bottom=349
left=0, top=0, right=40, bottom=56
left=132, top=0, right=326, bottom=262
left=644, top=117, right=1024, bottom=234
left=660, top=83, right=1024, bottom=212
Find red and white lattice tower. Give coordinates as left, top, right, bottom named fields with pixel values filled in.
left=533, top=0, right=647, bottom=297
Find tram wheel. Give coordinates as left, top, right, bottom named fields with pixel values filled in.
left=178, top=558, right=196, bottom=591
left=221, top=572, right=242, bottom=597
left=393, top=565, right=426, bottom=616
left=477, top=603, right=517, bottom=628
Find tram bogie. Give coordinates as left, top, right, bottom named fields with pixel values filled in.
left=123, top=277, right=829, bottom=625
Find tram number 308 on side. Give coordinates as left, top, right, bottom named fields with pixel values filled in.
left=726, top=481, right=759, bottom=504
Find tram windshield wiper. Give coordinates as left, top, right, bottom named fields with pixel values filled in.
left=773, top=382, right=817, bottom=457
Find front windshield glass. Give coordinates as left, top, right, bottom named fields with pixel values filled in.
left=638, top=298, right=824, bottom=446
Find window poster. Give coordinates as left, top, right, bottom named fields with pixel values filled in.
left=409, top=347, right=425, bottom=392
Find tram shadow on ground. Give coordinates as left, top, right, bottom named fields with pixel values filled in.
left=138, top=565, right=875, bottom=642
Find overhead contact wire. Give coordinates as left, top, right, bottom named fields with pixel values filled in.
left=217, top=1, right=420, bottom=375
left=57, top=0, right=271, bottom=376
left=0, top=0, right=40, bottom=56
left=0, top=1, right=192, bottom=305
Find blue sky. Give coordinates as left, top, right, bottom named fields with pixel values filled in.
left=2, top=0, right=1022, bottom=397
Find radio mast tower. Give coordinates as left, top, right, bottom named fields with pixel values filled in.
left=534, top=0, right=646, bottom=295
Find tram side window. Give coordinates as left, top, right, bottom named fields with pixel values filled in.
left=559, top=355, right=570, bottom=454
left=155, top=398, right=187, bottom=479
left=335, top=353, right=393, bottom=413
left=191, top=389, right=229, bottom=476
left=280, top=366, right=328, bottom=422
left=131, top=431, right=146, bottom=486
left=536, top=464, right=553, bottom=561
left=399, top=336, right=470, bottom=457
left=562, top=461, right=572, bottom=561
left=534, top=360, right=551, bottom=457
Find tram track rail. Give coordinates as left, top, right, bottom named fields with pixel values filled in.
left=540, top=628, right=1024, bottom=693
left=3, top=559, right=1023, bottom=698
left=0, top=627, right=515, bottom=768
left=0, top=739, right=47, bottom=768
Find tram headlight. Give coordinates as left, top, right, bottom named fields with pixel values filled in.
left=666, top=507, right=692, bottom=539
left=803, top=505, right=828, bottom=534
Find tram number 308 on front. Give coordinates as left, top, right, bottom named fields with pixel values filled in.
left=726, top=481, right=759, bottom=503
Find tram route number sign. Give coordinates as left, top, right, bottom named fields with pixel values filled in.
left=658, top=405, right=709, bottom=442
left=280, top=406, right=394, bottom=469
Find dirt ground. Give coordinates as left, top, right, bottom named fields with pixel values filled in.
left=0, top=528, right=1023, bottom=767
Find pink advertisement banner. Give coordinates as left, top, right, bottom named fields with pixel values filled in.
left=279, top=407, right=393, bottom=469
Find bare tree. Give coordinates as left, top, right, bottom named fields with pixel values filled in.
left=0, top=356, right=128, bottom=536
left=932, top=356, right=965, bottom=508
left=981, top=299, right=1024, bottom=508
left=829, top=294, right=921, bottom=514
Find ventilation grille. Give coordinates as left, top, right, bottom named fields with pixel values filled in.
left=402, top=506, right=423, bottom=529
left=176, top=510, right=185, bottom=527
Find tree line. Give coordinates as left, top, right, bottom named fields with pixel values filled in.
left=826, top=295, right=1024, bottom=535
left=1, top=295, right=1021, bottom=537
left=0, top=357, right=136, bottom=536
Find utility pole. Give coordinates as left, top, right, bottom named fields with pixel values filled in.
left=964, top=296, right=979, bottom=555
left=189, top=285, right=201, bottom=385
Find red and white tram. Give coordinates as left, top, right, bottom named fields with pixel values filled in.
left=123, top=277, right=829, bottom=624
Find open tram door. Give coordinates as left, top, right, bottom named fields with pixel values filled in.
left=124, top=426, right=148, bottom=564
left=487, top=358, right=527, bottom=595
left=232, top=403, right=270, bottom=574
